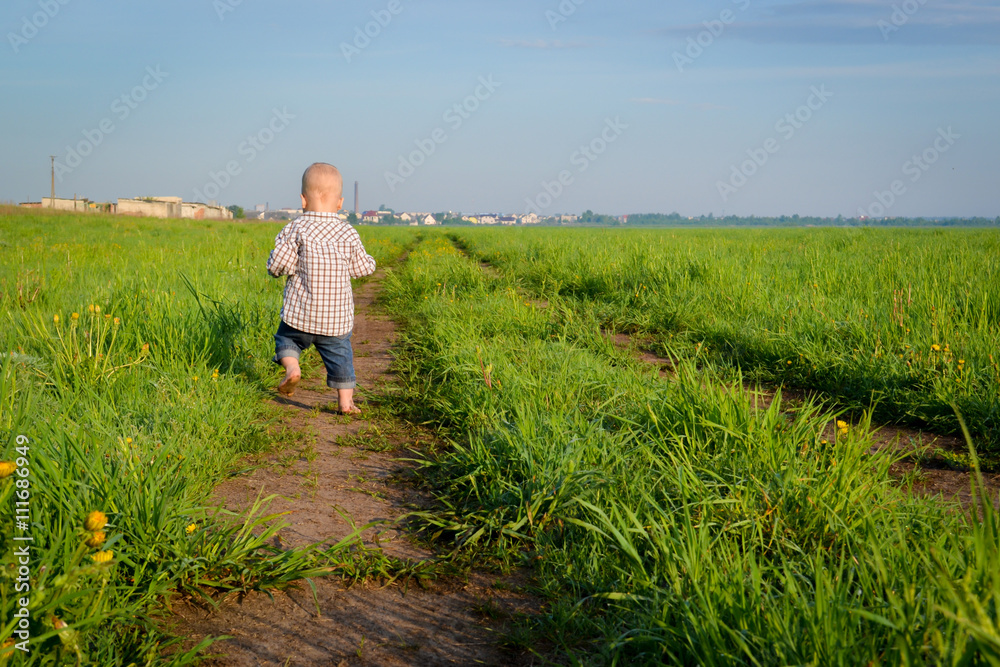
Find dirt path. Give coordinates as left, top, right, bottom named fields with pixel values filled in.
left=170, top=271, right=536, bottom=666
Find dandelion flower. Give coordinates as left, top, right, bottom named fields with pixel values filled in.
left=88, top=304, right=95, bottom=313
left=91, top=550, right=114, bottom=564
left=141, top=343, right=150, bottom=353
left=71, top=312, right=80, bottom=321
left=837, top=420, right=848, bottom=430
left=95, top=305, right=101, bottom=313
left=53, top=314, right=60, bottom=324
left=125, top=437, right=132, bottom=444
left=113, top=317, right=120, bottom=325
left=186, top=523, right=198, bottom=534
left=86, top=531, right=106, bottom=548
left=84, top=511, right=108, bottom=532
left=192, top=376, right=199, bottom=382
left=931, top=344, right=941, bottom=352
left=0, top=461, right=16, bottom=478
left=959, top=359, right=966, bottom=365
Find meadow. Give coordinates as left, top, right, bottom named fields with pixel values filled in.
left=0, top=208, right=410, bottom=664
left=383, top=228, right=1000, bottom=664
left=3, top=211, right=1000, bottom=665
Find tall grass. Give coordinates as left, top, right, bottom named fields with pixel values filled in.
left=0, top=208, right=414, bottom=663
left=383, top=232, right=1000, bottom=664
left=449, top=227, right=1000, bottom=452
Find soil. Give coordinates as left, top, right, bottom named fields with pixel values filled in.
left=607, top=332, right=1000, bottom=507
left=168, top=272, right=539, bottom=666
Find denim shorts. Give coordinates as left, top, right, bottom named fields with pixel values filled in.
left=273, top=320, right=356, bottom=389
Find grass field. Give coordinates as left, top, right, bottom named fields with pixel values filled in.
left=449, top=227, right=1000, bottom=453
left=3, top=210, right=1000, bottom=664
left=0, top=208, right=411, bottom=663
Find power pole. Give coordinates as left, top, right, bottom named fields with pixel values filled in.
left=354, top=181, right=359, bottom=215
left=49, top=155, right=56, bottom=206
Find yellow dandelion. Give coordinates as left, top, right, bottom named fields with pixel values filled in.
left=125, top=437, right=132, bottom=444
left=91, top=550, right=114, bottom=564
left=787, top=360, right=793, bottom=365
left=88, top=304, right=95, bottom=313
left=836, top=420, right=848, bottom=430
left=141, top=343, right=150, bottom=353
left=931, top=344, right=941, bottom=352
left=84, top=510, right=108, bottom=532
left=0, top=461, right=16, bottom=478
left=86, top=531, right=106, bottom=548
left=95, top=305, right=101, bottom=313
left=192, top=376, right=199, bottom=382
left=820, top=440, right=829, bottom=445
left=186, top=523, right=198, bottom=534
left=113, top=317, right=120, bottom=325
left=53, top=314, right=60, bottom=324
left=959, top=359, right=965, bottom=365
left=71, top=312, right=80, bottom=321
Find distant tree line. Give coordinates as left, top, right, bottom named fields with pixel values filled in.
left=618, top=213, right=1000, bottom=228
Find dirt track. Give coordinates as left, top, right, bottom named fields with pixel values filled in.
left=170, top=271, right=537, bottom=666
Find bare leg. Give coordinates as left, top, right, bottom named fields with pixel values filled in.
left=338, top=388, right=361, bottom=414
left=277, top=357, right=301, bottom=396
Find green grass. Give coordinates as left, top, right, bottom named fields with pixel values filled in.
left=0, top=207, right=416, bottom=663
left=381, top=231, right=1000, bottom=665
left=449, top=226, right=1000, bottom=452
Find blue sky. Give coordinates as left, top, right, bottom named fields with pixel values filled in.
left=1, top=0, right=998, bottom=217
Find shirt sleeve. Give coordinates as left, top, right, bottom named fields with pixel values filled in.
left=267, top=223, right=299, bottom=277
left=348, top=234, right=377, bottom=279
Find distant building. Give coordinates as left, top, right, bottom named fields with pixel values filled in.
left=522, top=213, right=540, bottom=225
left=40, top=197, right=91, bottom=212
left=423, top=215, right=438, bottom=226
left=117, top=196, right=233, bottom=220
left=362, top=210, right=380, bottom=223
left=499, top=216, right=517, bottom=226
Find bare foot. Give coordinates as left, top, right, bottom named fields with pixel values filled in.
left=277, top=372, right=301, bottom=396
left=338, top=388, right=360, bottom=414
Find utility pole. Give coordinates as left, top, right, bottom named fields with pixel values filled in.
left=354, top=181, right=359, bottom=215
left=49, top=155, right=56, bottom=207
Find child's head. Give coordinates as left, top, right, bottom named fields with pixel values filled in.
left=301, top=163, right=344, bottom=213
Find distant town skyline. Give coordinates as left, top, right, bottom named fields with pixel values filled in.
left=2, top=1, right=998, bottom=218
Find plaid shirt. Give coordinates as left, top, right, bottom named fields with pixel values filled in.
left=267, top=212, right=376, bottom=336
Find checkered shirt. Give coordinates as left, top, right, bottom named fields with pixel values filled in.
left=267, top=212, right=376, bottom=337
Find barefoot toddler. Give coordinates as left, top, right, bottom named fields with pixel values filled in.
left=266, top=163, right=376, bottom=413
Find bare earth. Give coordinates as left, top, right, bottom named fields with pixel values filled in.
left=169, top=272, right=538, bottom=666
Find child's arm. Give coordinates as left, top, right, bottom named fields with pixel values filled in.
left=266, top=223, right=299, bottom=277
left=348, top=233, right=377, bottom=279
